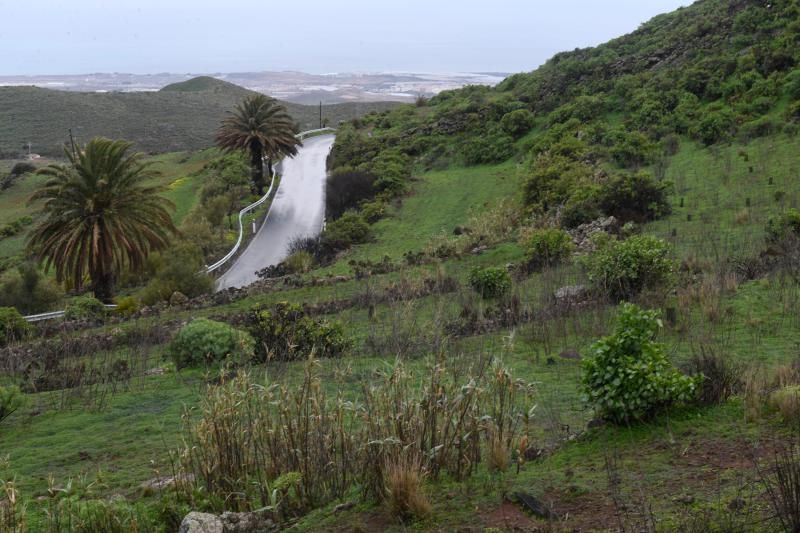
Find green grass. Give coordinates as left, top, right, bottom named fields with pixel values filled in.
left=320, top=160, right=521, bottom=275
left=647, top=133, right=800, bottom=261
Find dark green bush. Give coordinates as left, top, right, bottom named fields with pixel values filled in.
left=248, top=302, right=350, bottom=362
left=582, top=303, right=700, bottom=424
left=360, top=199, right=388, bottom=223
left=500, top=109, right=535, bottom=138
left=64, top=295, right=107, bottom=321
left=597, top=171, right=672, bottom=223
left=461, top=128, right=514, bottom=165
left=468, top=267, right=512, bottom=299
left=168, top=319, right=255, bottom=369
left=0, top=306, right=30, bottom=346
left=320, top=212, right=371, bottom=256
left=582, top=235, right=675, bottom=301
left=325, top=169, right=376, bottom=220
left=522, top=228, right=574, bottom=270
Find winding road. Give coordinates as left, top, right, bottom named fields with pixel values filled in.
left=216, top=134, right=334, bottom=290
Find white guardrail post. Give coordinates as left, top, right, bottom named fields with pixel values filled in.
left=22, top=128, right=336, bottom=323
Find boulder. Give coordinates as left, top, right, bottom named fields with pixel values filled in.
left=170, top=291, right=189, bottom=306
left=179, top=512, right=223, bottom=533
left=553, top=285, right=590, bottom=306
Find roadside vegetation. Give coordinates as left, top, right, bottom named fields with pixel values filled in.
left=1, top=0, right=800, bottom=531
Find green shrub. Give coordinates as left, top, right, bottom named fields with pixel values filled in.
left=521, top=228, right=574, bottom=270
left=140, top=243, right=215, bottom=306
left=500, top=109, right=535, bottom=138
left=461, top=128, right=514, bottom=165
left=582, top=235, right=675, bottom=301
left=582, top=303, right=700, bottom=424
left=64, top=295, right=106, bottom=321
left=113, top=296, right=140, bottom=316
left=248, top=302, right=350, bottom=362
left=597, top=171, right=672, bottom=223
left=0, top=306, right=30, bottom=346
left=0, top=385, right=28, bottom=425
left=360, top=199, right=388, bottom=223
left=468, top=267, right=512, bottom=299
left=168, top=319, right=255, bottom=369
left=766, top=208, right=800, bottom=243
left=284, top=251, right=314, bottom=274
left=320, top=212, right=371, bottom=256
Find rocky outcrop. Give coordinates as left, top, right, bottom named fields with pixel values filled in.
left=179, top=513, right=223, bottom=533
left=178, top=511, right=278, bottom=533
left=568, top=216, right=620, bottom=253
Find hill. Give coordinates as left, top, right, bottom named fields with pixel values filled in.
left=159, top=76, right=250, bottom=94
left=0, top=79, right=396, bottom=157
left=3, top=1, right=800, bottom=531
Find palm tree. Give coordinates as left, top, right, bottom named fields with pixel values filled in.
left=215, top=94, right=301, bottom=195
left=27, top=138, right=177, bottom=301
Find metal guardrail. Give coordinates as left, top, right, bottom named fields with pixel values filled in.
left=24, top=304, right=118, bottom=323
left=205, top=127, right=336, bottom=275
left=205, top=167, right=278, bottom=273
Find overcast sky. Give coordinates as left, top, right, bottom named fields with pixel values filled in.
left=1, top=0, right=688, bottom=76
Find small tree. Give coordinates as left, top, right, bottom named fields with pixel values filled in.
left=582, top=303, right=700, bottom=423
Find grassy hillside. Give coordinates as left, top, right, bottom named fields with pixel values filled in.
left=0, top=78, right=396, bottom=157
left=3, top=1, right=800, bottom=531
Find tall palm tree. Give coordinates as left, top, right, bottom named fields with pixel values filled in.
left=27, top=138, right=177, bottom=301
left=215, top=94, right=301, bottom=195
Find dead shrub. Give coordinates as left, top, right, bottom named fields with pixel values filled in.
left=770, top=386, right=800, bottom=423
left=383, top=450, right=431, bottom=522
left=684, top=346, right=742, bottom=405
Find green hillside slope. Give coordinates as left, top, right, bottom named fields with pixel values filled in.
left=4, top=1, right=800, bottom=531
left=0, top=79, right=396, bottom=157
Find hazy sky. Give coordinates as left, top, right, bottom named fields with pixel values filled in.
left=1, top=0, right=688, bottom=76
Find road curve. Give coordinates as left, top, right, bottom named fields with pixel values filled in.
left=216, top=134, right=334, bottom=290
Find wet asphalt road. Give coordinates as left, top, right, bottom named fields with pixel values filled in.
left=216, top=134, right=334, bottom=290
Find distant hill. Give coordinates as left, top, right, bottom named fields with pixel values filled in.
left=159, top=76, right=250, bottom=94
left=0, top=78, right=397, bottom=157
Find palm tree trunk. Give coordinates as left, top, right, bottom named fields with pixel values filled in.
left=250, top=145, right=265, bottom=196
left=92, top=271, right=115, bottom=303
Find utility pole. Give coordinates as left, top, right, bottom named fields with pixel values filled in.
left=319, top=101, right=322, bottom=130
left=68, top=129, right=77, bottom=159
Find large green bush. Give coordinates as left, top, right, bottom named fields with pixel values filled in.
left=597, top=171, right=672, bottom=223
left=168, top=319, right=255, bottom=369
left=0, top=306, right=30, bottom=346
left=64, top=295, right=107, bottom=321
left=521, top=228, right=574, bottom=271
left=468, top=267, right=512, bottom=299
left=582, top=235, right=675, bottom=301
left=582, top=303, right=700, bottom=423
left=248, top=302, right=350, bottom=362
